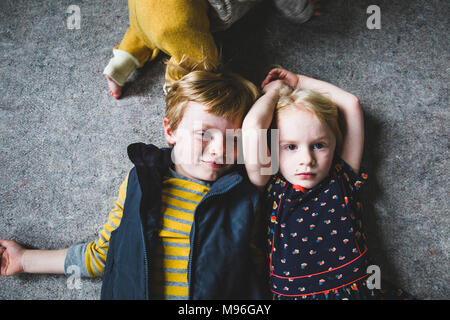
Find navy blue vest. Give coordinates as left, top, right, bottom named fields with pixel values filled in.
left=100, top=143, right=270, bottom=299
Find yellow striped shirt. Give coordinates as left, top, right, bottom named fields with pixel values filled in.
left=83, top=169, right=210, bottom=300
left=150, top=176, right=210, bottom=299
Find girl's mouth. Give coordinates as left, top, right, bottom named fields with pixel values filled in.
left=296, top=172, right=316, bottom=179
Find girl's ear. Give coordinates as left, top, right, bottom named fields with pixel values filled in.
left=163, top=118, right=177, bottom=145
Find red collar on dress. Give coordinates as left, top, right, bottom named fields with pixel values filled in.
left=292, top=184, right=309, bottom=193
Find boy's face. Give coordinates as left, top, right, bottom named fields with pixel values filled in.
left=164, top=102, right=242, bottom=182
left=277, top=108, right=336, bottom=189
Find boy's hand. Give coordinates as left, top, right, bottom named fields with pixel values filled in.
left=261, top=68, right=299, bottom=91
left=0, top=239, right=25, bottom=276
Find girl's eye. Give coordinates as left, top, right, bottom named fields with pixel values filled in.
left=312, top=143, right=324, bottom=150
left=285, top=144, right=297, bottom=151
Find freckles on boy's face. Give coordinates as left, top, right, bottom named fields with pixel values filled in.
left=168, top=102, right=242, bottom=182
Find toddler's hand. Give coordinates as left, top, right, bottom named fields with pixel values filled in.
left=0, top=239, right=25, bottom=276
left=261, top=68, right=299, bottom=91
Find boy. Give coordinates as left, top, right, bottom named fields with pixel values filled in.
left=0, top=68, right=270, bottom=300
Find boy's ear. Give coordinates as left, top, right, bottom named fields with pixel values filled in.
left=163, top=117, right=177, bottom=145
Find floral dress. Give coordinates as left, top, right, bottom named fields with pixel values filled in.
left=265, top=156, right=413, bottom=300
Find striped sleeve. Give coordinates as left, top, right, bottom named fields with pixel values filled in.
left=84, top=174, right=129, bottom=277
left=64, top=174, right=129, bottom=278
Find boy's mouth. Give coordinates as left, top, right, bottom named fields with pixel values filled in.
left=202, top=160, right=225, bottom=169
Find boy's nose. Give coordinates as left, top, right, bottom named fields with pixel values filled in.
left=205, top=135, right=225, bottom=162
left=208, top=141, right=223, bottom=155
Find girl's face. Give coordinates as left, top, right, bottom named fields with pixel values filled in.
left=277, top=107, right=336, bottom=189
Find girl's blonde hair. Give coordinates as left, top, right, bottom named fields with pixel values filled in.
left=164, top=57, right=260, bottom=134
left=276, top=85, right=344, bottom=153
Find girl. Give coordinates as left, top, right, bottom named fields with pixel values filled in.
left=242, top=68, right=412, bottom=299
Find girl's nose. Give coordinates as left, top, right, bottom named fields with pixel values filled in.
left=298, top=148, right=314, bottom=167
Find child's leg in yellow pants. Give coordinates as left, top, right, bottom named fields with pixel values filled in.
left=104, top=0, right=219, bottom=97
left=115, top=25, right=159, bottom=70
left=104, top=25, right=159, bottom=87
left=129, top=0, right=219, bottom=73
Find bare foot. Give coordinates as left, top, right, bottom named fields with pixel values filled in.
left=105, top=74, right=122, bottom=99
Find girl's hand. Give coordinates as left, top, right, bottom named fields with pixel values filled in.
left=261, top=68, right=299, bottom=91
left=0, top=239, right=25, bottom=276
left=262, top=79, right=285, bottom=95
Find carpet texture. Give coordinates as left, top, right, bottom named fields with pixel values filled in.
left=0, top=0, right=448, bottom=299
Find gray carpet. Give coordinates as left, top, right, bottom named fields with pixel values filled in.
left=0, top=0, right=448, bottom=299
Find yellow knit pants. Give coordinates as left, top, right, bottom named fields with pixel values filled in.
left=114, top=0, right=219, bottom=82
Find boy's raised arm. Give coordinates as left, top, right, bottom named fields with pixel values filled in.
left=242, top=81, right=283, bottom=190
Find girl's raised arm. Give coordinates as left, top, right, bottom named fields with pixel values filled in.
left=262, top=68, right=364, bottom=173
left=242, top=81, right=284, bottom=190
left=297, top=74, right=364, bottom=173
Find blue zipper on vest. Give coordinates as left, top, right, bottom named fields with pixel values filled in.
left=187, top=177, right=242, bottom=299
left=139, top=221, right=149, bottom=300
left=187, top=216, right=196, bottom=299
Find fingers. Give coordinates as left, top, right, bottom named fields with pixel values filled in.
left=261, top=76, right=272, bottom=89
left=0, top=240, right=25, bottom=276
left=261, top=76, right=274, bottom=89
left=0, top=240, right=9, bottom=276
left=0, top=239, right=15, bottom=248
left=268, top=68, right=284, bottom=78
left=0, top=246, right=7, bottom=276
left=261, top=68, right=286, bottom=89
